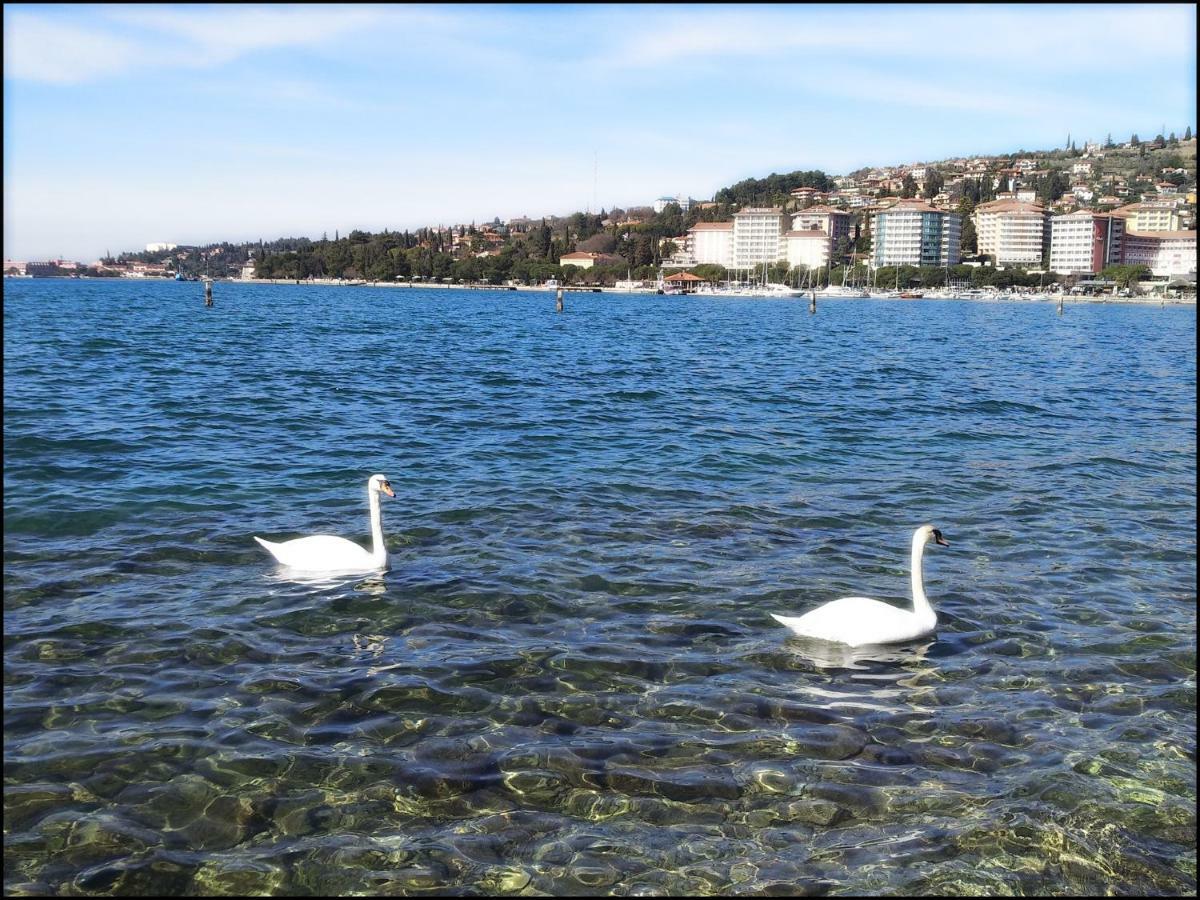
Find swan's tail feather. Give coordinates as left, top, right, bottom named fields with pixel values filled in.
left=254, top=536, right=283, bottom=559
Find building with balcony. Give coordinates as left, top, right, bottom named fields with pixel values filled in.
left=1048, top=210, right=1125, bottom=275
left=790, top=205, right=852, bottom=249
left=688, top=222, right=733, bottom=268
left=1114, top=202, right=1183, bottom=233
left=973, top=199, right=1047, bottom=266
left=1121, top=230, right=1197, bottom=278
left=731, top=207, right=786, bottom=270
left=784, top=230, right=832, bottom=269
left=870, top=199, right=961, bottom=268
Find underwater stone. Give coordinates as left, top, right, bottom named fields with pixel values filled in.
left=781, top=798, right=846, bottom=827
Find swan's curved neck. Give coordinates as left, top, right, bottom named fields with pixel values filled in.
left=910, top=533, right=934, bottom=620
left=367, top=488, right=386, bottom=566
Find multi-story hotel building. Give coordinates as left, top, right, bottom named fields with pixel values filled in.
left=790, top=205, right=852, bottom=249
left=1121, top=230, right=1197, bottom=278
left=780, top=205, right=853, bottom=271
left=688, top=222, right=734, bottom=268
left=870, top=199, right=961, bottom=267
left=731, top=207, right=786, bottom=269
left=1113, top=201, right=1182, bottom=233
left=1048, top=210, right=1124, bottom=275
left=784, top=230, right=832, bottom=269
left=973, top=199, right=1047, bottom=266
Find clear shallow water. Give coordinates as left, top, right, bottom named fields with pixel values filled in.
left=4, top=279, right=1195, bottom=896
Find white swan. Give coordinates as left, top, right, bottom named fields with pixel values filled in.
left=254, top=474, right=395, bottom=573
left=771, top=525, right=949, bottom=646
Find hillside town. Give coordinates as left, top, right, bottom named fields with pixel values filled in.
left=6, top=132, right=1196, bottom=295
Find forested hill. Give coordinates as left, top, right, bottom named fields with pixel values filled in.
left=109, top=130, right=1194, bottom=285
left=714, top=170, right=835, bottom=206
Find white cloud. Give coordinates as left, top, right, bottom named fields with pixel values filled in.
left=3, top=14, right=144, bottom=84
left=102, top=5, right=395, bottom=63
left=2, top=4, right=425, bottom=85
left=597, top=4, right=1194, bottom=72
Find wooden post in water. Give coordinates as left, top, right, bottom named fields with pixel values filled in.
left=556, top=286, right=564, bottom=313
left=204, top=278, right=213, bottom=307
left=809, top=288, right=816, bottom=314
left=1057, top=295, right=1063, bottom=315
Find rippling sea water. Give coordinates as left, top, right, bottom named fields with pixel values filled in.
left=4, top=279, right=1196, bottom=896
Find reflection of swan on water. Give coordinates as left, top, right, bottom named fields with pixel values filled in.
left=255, top=474, right=395, bottom=574
left=772, top=525, right=949, bottom=646
left=782, top=636, right=935, bottom=670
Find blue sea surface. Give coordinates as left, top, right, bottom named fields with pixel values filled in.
left=4, top=279, right=1196, bottom=895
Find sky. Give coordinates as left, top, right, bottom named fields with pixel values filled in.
left=3, top=3, right=1196, bottom=262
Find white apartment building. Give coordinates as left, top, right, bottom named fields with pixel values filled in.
left=973, top=199, right=1047, bottom=266
left=1049, top=211, right=1124, bottom=275
left=731, top=207, right=786, bottom=270
left=653, top=195, right=693, bottom=213
left=1121, top=230, right=1197, bottom=278
left=688, top=222, right=733, bottom=268
left=870, top=199, right=961, bottom=267
left=784, top=230, right=832, bottom=269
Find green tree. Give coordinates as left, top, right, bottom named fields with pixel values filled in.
left=900, top=174, right=918, bottom=198
left=691, top=263, right=726, bottom=282
left=1100, top=264, right=1151, bottom=288
left=922, top=169, right=944, bottom=200
left=960, top=217, right=978, bottom=255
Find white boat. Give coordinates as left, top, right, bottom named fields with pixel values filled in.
left=815, top=285, right=869, bottom=298
left=736, top=282, right=805, bottom=298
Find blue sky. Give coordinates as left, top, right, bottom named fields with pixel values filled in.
left=4, top=3, right=1196, bottom=262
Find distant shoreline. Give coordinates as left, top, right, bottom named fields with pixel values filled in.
left=227, top=278, right=1200, bottom=305
left=8, top=275, right=1195, bottom=304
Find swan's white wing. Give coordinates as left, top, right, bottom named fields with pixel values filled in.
left=254, top=534, right=376, bottom=572
left=771, top=596, right=933, bottom=647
